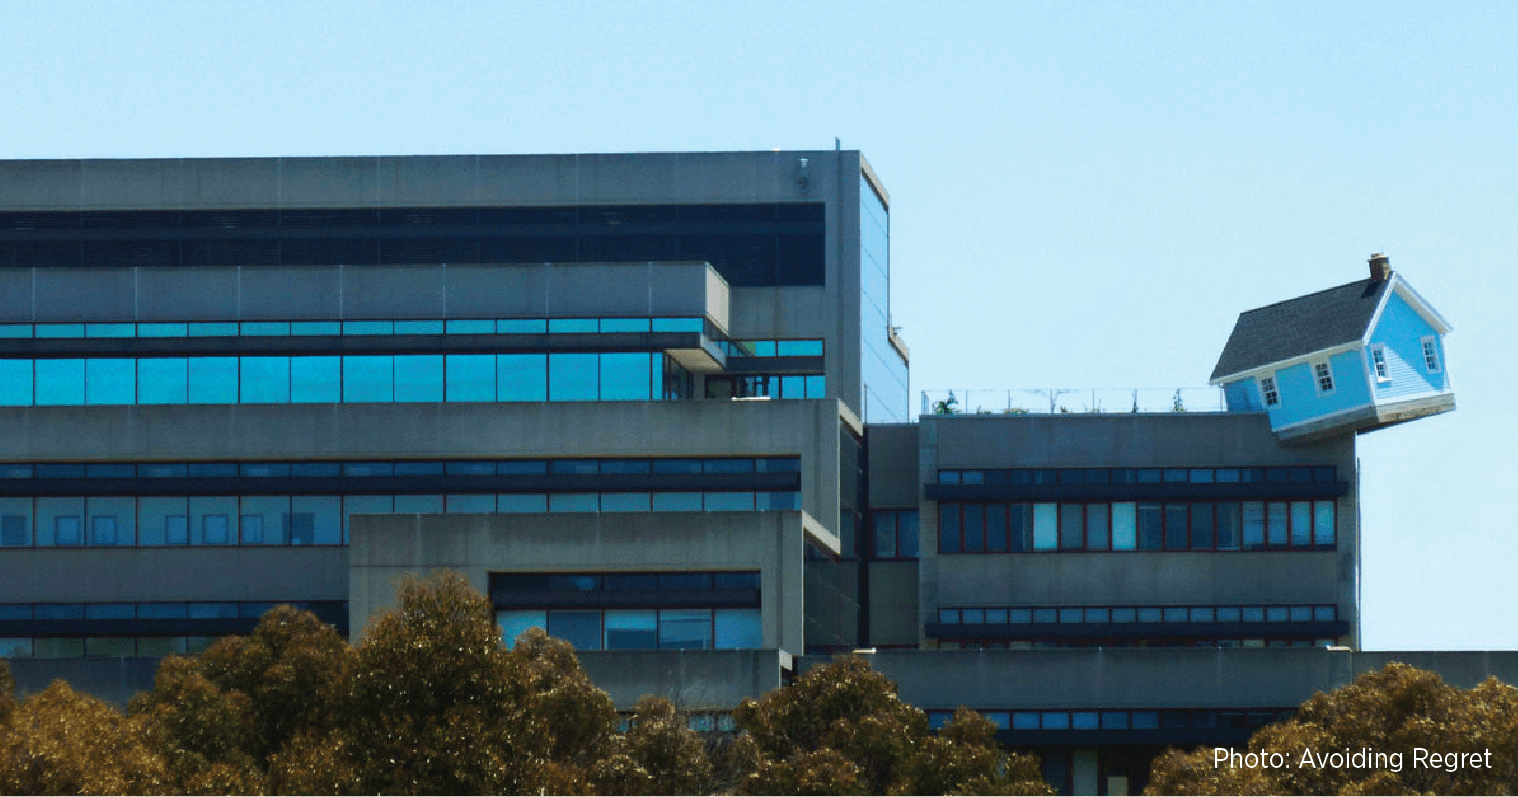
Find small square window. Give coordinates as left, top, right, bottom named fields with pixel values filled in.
left=1259, top=376, right=1280, bottom=408
left=1313, top=362, right=1335, bottom=395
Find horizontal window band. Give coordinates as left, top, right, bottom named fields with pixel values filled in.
left=926, top=481, right=1349, bottom=501
left=0, top=472, right=801, bottom=498
left=1, top=614, right=348, bottom=638
left=995, top=728, right=1256, bottom=748
left=923, top=620, right=1349, bottom=640
left=491, top=590, right=761, bottom=610
left=0, top=217, right=826, bottom=242
left=0, top=331, right=708, bottom=359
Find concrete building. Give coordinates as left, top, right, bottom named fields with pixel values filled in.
left=0, top=152, right=1509, bottom=795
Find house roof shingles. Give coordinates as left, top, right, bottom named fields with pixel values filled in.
left=1210, top=277, right=1390, bottom=382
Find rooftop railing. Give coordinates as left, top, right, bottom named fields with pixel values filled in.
left=919, top=387, right=1227, bottom=417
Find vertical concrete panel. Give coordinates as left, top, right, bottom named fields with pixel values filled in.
left=78, top=159, right=187, bottom=208
left=34, top=268, right=135, bottom=321
left=0, top=160, right=83, bottom=209
left=137, top=267, right=238, bottom=320
left=240, top=266, right=342, bottom=319
left=445, top=264, right=547, bottom=318
left=546, top=264, right=654, bottom=316
left=476, top=154, right=580, bottom=203
left=577, top=153, right=681, bottom=202
left=380, top=156, right=480, bottom=206
left=187, top=159, right=282, bottom=207
left=279, top=157, right=378, bottom=207
left=0, top=269, right=34, bottom=320
left=342, top=265, right=446, bottom=319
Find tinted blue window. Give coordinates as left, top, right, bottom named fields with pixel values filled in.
left=806, top=375, right=826, bottom=398
left=714, top=608, right=761, bottom=648
left=595, top=491, right=649, bottom=510
left=137, top=603, right=188, bottom=619
left=138, top=323, right=187, bottom=337
left=291, top=321, right=341, bottom=335
left=600, top=318, right=650, bottom=332
left=290, top=357, right=340, bottom=403
left=0, top=361, right=33, bottom=406
left=497, top=460, right=547, bottom=475
left=549, top=493, right=599, bottom=512
left=600, top=352, right=652, bottom=401
left=498, top=354, right=547, bottom=402
left=394, top=355, right=443, bottom=402
left=443, top=493, right=494, bottom=513
left=496, top=319, right=547, bottom=334
left=344, top=356, right=394, bottom=402
left=85, top=359, right=135, bottom=404
left=705, top=492, right=755, bottom=511
left=240, top=357, right=290, bottom=403
left=343, top=321, right=393, bottom=335
left=651, top=318, right=702, bottom=333
left=394, top=320, right=443, bottom=334
left=188, top=358, right=238, bottom=403
left=548, top=318, right=598, bottom=333
left=241, top=322, right=289, bottom=336
left=446, top=355, right=495, bottom=402
left=776, top=340, right=824, bottom=356
left=86, top=323, right=135, bottom=338
left=549, top=354, right=597, bottom=401
left=497, top=494, right=547, bottom=512
left=445, top=319, right=494, bottom=334
left=651, top=492, right=702, bottom=511
left=0, top=325, right=33, bottom=338
left=547, top=610, right=602, bottom=651
left=35, top=604, right=85, bottom=619
left=188, top=322, right=238, bottom=337
left=36, top=324, right=84, bottom=338
left=35, top=360, right=86, bottom=405
left=137, top=358, right=188, bottom=404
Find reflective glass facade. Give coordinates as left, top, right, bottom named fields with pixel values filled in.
left=859, top=174, right=909, bottom=422
left=0, top=352, right=690, bottom=405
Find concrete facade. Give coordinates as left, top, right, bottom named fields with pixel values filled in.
left=0, top=151, right=1489, bottom=796
left=918, top=412, right=1361, bottom=649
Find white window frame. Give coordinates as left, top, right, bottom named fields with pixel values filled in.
left=1421, top=336, right=1442, bottom=373
left=1312, top=360, right=1336, bottom=396
left=1369, top=345, right=1390, bottom=382
left=1258, top=375, right=1280, bottom=408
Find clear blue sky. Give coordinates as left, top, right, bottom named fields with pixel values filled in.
left=5, top=0, right=1514, bottom=649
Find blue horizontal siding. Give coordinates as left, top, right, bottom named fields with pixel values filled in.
left=1266, top=352, right=1370, bottom=431
left=1223, top=380, right=1261, bottom=411
left=1368, top=291, right=1449, bottom=399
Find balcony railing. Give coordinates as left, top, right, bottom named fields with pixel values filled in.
left=919, top=387, right=1227, bottom=416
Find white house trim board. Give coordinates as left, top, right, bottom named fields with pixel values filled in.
left=1208, top=342, right=1362, bottom=386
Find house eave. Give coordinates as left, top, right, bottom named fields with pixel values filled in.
left=1208, top=341, right=1362, bottom=386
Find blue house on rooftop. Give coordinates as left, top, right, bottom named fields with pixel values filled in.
left=1210, top=254, right=1454, bottom=444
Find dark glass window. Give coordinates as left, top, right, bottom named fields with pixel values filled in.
left=939, top=504, right=961, bottom=554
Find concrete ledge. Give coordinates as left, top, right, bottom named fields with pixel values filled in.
left=577, top=648, right=786, bottom=711
left=806, top=649, right=1518, bottom=710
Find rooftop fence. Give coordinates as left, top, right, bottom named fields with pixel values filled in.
left=919, top=387, right=1227, bottom=417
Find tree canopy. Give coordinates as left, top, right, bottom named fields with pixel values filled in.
left=1146, top=661, right=1518, bottom=795
left=732, top=655, right=1051, bottom=795
left=1, top=574, right=1052, bottom=795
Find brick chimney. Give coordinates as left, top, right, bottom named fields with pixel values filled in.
left=1368, top=252, right=1391, bottom=281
